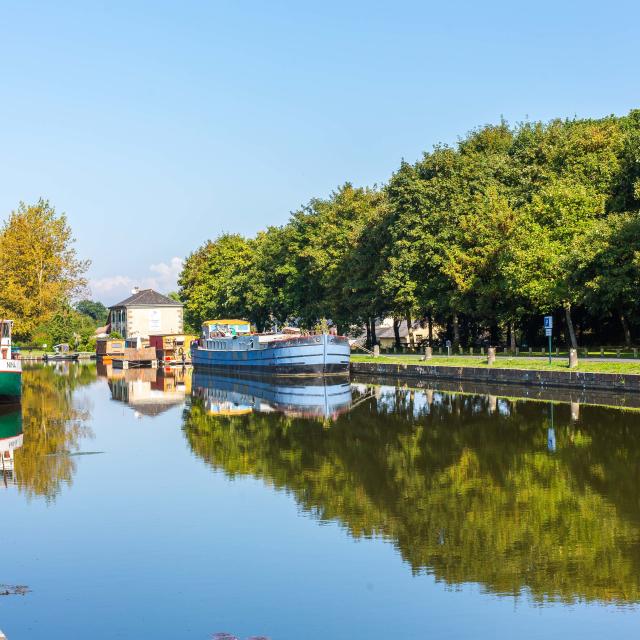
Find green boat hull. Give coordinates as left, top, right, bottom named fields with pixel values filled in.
left=0, top=404, right=22, bottom=439
left=0, top=371, right=21, bottom=401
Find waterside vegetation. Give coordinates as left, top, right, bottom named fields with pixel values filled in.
left=0, top=199, right=107, bottom=348
left=179, top=110, right=640, bottom=350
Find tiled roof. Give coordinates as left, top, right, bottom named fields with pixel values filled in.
left=110, top=289, right=182, bottom=308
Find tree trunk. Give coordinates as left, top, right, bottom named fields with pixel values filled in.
left=564, top=303, right=578, bottom=349
left=509, top=322, right=516, bottom=353
left=370, top=317, right=377, bottom=347
left=452, top=313, right=460, bottom=348
left=620, top=310, right=632, bottom=347
left=393, top=318, right=401, bottom=349
left=406, top=314, right=413, bottom=348
left=490, top=324, right=499, bottom=347
left=365, top=319, right=371, bottom=349
left=428, top=314, right=433, bottom=346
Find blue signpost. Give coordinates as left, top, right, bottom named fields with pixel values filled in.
left=544, top=316, right=553, bottom=364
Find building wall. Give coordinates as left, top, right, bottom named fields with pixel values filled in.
left=126, top=307, right=183, bottom=338
left=111, top=306, right=183, bottom=338
left=378, top=329, right=430, bottom=349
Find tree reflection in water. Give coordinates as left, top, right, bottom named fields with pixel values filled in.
left=14, top=364, right=96, bottom=500
left=183, top=383, right=640, bottom=605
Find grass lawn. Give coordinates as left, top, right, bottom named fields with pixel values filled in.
left=16, top=349, right=47, bottom=358
left=351, top=354, right=640, bottom=375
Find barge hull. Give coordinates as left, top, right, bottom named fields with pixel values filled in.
left=191, top=334, right=350, bottom=376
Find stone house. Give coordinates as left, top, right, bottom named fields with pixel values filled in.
left=108, top=288, right=183, bottom=339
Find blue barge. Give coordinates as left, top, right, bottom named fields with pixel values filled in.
left=190, top=319, right=351, bottom=375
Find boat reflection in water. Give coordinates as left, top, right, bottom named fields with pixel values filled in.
left=0, top=404, right=22, bottom=487
left=98, top=362, right=192, bottom=417
left=191, top=370, right=352, bottom=420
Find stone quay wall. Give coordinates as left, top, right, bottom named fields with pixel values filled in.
left=350, top=361, right=640, bottom=393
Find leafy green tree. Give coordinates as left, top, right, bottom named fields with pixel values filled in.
left=176, top=110, right=640, bottom=347
left=0, top=199, right=89, bottom=339
left=32, top=306, right=96, bottom=348
left=178, top=233, right=270, bottom=330
left=75, top=299, right=108, bottom=324
left=573, top=213, right=640, bottom=346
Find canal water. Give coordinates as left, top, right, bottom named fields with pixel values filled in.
left=2, top=363, right=640, bottom=639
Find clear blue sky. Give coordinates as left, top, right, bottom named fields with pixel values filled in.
left=0, top=0, right=638, bottom=304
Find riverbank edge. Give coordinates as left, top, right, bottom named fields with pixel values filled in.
left=350, top=361, right=640, bottom=393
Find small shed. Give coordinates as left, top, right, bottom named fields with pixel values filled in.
left=149, top=334, right=198, bottom=363
left=96, top=338, right=126, bottom=357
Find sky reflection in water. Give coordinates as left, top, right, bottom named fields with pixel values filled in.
left=1, top=363, right=640, bottom=639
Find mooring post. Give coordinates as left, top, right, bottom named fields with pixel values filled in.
left=373, top=344, right=380, bottom=358
left=569, top=348, right=578, bottom=368
left=487, top=347, right=496, bottom=366
left=422, top=346, right=432, bottom=361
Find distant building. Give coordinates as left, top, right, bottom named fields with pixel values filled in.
left=374, top=318, right=432, bottom=350
left=108, top=288, right=183, bottom=339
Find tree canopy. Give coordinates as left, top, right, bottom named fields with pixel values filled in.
left=179, top=110, right=640, bottom=348
left=0, top=200, right=89, bottom=340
